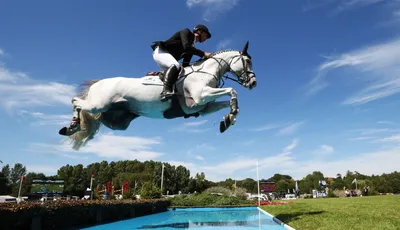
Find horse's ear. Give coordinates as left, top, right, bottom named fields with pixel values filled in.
left=242, top=40, right=249, bottom=55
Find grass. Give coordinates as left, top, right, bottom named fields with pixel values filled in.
left=261, top=195, right=400, bottom=230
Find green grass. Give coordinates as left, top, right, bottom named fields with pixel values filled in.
left=261, top=195, right=400, bottom=230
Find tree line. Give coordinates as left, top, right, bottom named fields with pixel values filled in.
left=1, top=160, right=399, bottom=197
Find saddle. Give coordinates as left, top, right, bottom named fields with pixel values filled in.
left=144, top=70, right=199, bottom=120
left=145, top=71, right=165, bottom=81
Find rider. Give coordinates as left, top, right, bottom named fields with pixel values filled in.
left=151, top=24, right=213, bottom=101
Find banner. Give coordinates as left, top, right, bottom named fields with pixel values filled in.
left=106, top=181, right=112, bottom=193
left=123, top=181, right=129, bottom=193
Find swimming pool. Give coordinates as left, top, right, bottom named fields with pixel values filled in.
left=82, top=206, right=294, bottom=229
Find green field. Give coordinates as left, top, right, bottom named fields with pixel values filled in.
left=30, top=184, right=64, bottom=193
left=261, top=195, right=400, bottom=230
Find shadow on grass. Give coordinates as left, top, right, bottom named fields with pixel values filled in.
left=274, top=211, right=325, bottom=224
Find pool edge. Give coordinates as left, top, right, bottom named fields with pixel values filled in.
left=257, top=207, right=296, bottom=230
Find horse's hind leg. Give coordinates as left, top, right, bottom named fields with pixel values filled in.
left=59, top=96, right=111, bottom=136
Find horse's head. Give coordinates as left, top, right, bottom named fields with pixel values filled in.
left=228, top=41, right=257, bottom=90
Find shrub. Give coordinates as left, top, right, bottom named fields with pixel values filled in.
left=203, top=186, right=248, bottom=200
left=204, top=186, right=233, bottom=196
left=0, top=199, right=169, bottom=230
left=327, top=189, right=338, bottom=198
left=168, top=192, right=253, bottom=207
left=140, top=182, right=162, bottom=199
left=233, top=187, right=248, bottom=200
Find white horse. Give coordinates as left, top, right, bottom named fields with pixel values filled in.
left=59, top=41, right=257, bottom=150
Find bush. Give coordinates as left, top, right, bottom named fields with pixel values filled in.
left=203, top=186, right=248, bottom=200
left=168, top=192, right=253, bottom=207
left=140, top=182, right=162, bottom=199
left=0, top=199, right=169, bottom=230
left=327, top=189, right=338, bottom=198
left=234, top=187, right=248, bottom=200
left=204, top=186, right=232, bottom=196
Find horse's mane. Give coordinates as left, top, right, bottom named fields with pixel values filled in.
left=77, top=80, right=100, bottom=99
left=191, top=49, right=241, bottom=66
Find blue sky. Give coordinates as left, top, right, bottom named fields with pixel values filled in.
left=1, top=0, right=399, bottom=182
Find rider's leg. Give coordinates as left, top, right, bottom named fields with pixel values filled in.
left=152, top=46, right=180, bottom=70
left=160, top=65, right=181, bottom=101
left=152, top=47, right=181, bottom=101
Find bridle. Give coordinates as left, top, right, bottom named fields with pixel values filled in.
left=187, top=53, right=256, bottom=88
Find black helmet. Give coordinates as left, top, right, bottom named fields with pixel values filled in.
left=194, top=24, right=211, bottom=39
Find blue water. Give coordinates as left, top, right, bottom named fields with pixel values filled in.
left=82, top=207, right=288, bottom=229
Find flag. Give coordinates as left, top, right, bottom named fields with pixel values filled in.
left=351, top=178, right=357, bottom=184
left=106, top=181, right=112, bottom=193
left=123, top=181, right=129, bottom=193
left=21, top=175, right=24, bottom=182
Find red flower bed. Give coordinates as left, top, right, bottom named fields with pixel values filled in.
left=256, top=201, right=292, bottom=205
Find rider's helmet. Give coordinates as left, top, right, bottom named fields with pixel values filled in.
left=194, top=24, right=211, bottom=39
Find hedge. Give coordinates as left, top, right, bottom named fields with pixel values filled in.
left=0, top=198, right=170, bottom=230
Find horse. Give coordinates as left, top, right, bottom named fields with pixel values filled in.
left=58, top=41, right=257, bottom=150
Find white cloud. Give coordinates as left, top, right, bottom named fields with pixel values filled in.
left=169, top=119, right=212, bottom=133
left=192, top=139, right=400, bottom=181
left=332, top=0, right=385, bottom=13
left=281, top=147, right=400, bottom=180
left=303, top=0, right=388, bottom=14
left=166, top=160, right=202, bottom=178
left=184, top=120, right=208, bottom=127
left=29, top=133, right=164, bottom=161
left=307, top=37, right=400, bottom=105
left=216, top=39, right=232, bottom=50
left=0, top=49, right=76, bottom=114
left=0, top=81, right=76, bottom=112
left=0, top=63, right=29, bottom=83
left=186, top=143, right=215, bottom=161
left=346, top=127, right=400, bottom=141
left=186, top=0, right=241, bottom=21
left=249, top=121, right=305, bottom=136
left=314, top=144, right=334, bottom=155
left=198, top=140, right=298, bottom=181
left=278, top=121, right=305, bottom=136
left=26, top=164, right=60, bottom=175
left=375, top=134, right=400, bottom=143
left=195, top=155, right=204, bottom=160
left=377, top=121, right=396, bottom=125
left=348, top=136, right=378, bottom=141
left=18, top=110, right=71, bottom=126
left=0, top=59, right=76, bottom=113
left=303, top=1, right=400, bottom=29
left=283, top=139, right=298, bottom=153
left=250, top=123, right=281, bottom=132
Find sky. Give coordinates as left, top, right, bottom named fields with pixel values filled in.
left=0, top=0, right=400, bottom=182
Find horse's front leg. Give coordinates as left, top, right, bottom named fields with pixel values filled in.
left=199, top=86, right=239, bottom=133
left=199, top=101, right=230, bottom=116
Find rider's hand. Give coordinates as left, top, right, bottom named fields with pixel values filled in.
left=204, top=52, right=213, bottom=58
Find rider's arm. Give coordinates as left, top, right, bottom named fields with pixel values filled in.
left=180, top=28, right=205, bottom=57
left=182, top=54, right=193, bottom=67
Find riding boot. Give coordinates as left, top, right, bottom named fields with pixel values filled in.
left=160, top=65, right=180, bottom=101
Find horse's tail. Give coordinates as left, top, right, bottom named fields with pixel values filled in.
left=68, top=80, right=103, bottom=150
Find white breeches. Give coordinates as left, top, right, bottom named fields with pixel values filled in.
left=152, top=46, right=180, bottom=71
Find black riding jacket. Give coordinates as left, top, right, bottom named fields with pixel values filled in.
left=151, top=28, right=206, bottom=67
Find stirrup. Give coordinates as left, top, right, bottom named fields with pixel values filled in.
left=160, top=91, right=174, bottom=101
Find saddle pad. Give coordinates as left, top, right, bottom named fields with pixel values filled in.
left=141, top=75, right=163, bottom=86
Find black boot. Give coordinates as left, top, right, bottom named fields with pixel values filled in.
left=160, top=65, right=180, bottom=101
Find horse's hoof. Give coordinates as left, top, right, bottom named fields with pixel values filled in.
left=59, top=127, right=68, bottom=135
left=220, top=121, right=227, bottom=133
left=219, top=114, right=231, bottom=133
